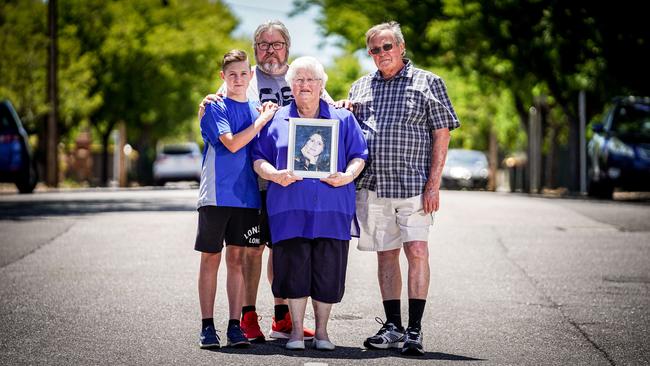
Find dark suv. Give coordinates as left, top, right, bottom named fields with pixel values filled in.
left=587, top=96, right=650, bottom=198
left=0, top=100, right=38, bottom=193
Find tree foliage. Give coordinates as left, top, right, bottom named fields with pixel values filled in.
left=1, top=0, right=247, bottom=184
left=0, top=0, right=98, bottom=137
left=294, top=0, right=650, bottom=190
left=0, top=1, right=48, bottom=129
left=324, top=54, right=365, bottom=101
left=294, top=0, right=525, bottom=154
left=297, top=0, right=649, bottom=108
left=60, top=0, right=245, bottom=183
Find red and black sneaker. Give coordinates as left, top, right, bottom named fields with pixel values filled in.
left=240, top=311, right=265, bottom=343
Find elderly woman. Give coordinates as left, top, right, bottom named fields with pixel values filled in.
left=252, top=56, right=368, bottom=351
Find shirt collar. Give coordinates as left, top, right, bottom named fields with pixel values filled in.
left=286, top=98, right=332, bottom=120
left=372, top=58, right=413, bottom=81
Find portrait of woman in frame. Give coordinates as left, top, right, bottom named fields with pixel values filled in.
left=287, top=118, right=339, bottom=178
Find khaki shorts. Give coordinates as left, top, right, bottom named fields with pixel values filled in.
left=356, top=189, right=434, bottom=252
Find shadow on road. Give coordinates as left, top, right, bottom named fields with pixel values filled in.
left=0, top=199, right=195, bottom=219
left=208, top=339, right=483, bottom=361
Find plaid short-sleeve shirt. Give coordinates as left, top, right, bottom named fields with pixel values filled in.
left=349, top=59, right=460, bottom=199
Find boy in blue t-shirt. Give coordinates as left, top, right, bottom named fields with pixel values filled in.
left=195, top=49, right=278, bottom=349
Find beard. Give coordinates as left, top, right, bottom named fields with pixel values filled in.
left=256, top=53, right=288, bottom=75
left=260, top=62, right=286, bottom=75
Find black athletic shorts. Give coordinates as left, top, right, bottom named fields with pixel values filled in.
left=194, top=206, right=260, bottom=253
left=259, top=190, right=272, bottom=248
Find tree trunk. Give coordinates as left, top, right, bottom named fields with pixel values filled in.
left=546, top=126, right=557, bottom=189
left=488, top=128, right=498, bottom=191
left=514, top=94, right=529, bottom=131
left=567, top=114, right=580, bottom=193
left=513, top=93, right=530, bottom=192
left=552, top=94, right=580, bottom=194
left=545, top=77, right=580, bottom=194
left=100, top=131, right=111, bottom=187
left=136, top=127, right=154, bottom=186
left=536, top=96, right=549, bottom=190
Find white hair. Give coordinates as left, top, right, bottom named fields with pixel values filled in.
left=285, top=56, right=328, bottom=94
left=365, top=21, right=405, bottom=49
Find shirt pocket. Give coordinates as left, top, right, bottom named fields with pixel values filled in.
left=404, top=88, right=427, bottom=126
left=353, top=98, right=378, bottom=133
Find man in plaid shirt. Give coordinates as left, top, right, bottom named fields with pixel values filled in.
left=348, top=21, right=460, bottom=356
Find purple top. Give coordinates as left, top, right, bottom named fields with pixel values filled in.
left=252, top=99, right=368, bottom=244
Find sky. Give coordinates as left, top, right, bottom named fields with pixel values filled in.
left=222, top=0, right=375, bottom=71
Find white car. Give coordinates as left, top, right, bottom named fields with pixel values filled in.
left=442, top=149, right=489, bottom=190
left=153, top=142, right=202, bottom=186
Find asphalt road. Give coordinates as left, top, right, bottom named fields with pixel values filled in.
left=0, top=188, right=648, bottom=365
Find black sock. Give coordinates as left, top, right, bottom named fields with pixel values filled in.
left=202, top=318, right=214, bottom=329
left=228, top=319, right=240, bottom=328
left=274, top=304, right=289, bottom=320
left=383, top=299, right=402, bottom=329
left=408, top=299, right=426, bottom=330
left=242, top=305, right=256, bottom=317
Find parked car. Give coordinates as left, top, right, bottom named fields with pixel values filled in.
left=0, top=100, right=37, bottom=193
left=587, top=96, right=650, bottom=198
left=152, top=142, right=202, bottom=186
left=442, top=148, right=489, bottom=190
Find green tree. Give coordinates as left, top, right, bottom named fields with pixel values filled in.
left=295, top=0, right=650, bottom=191
left=443, top=68, right=525, bottom=154
left=325, top=54, right=364, bottom=101
left=294, top=0, right=525, bottom=166
left=0, top=0, right=48, bottom=131
left=2, top=0, right=247, bottom=186
left=0, top=0, right=99, bottom=148
left=60, top=0, right=246, bottom=184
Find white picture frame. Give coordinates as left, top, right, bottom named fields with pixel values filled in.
left=287, top=118, right=339, bottom=178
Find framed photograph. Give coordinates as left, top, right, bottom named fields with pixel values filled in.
left=287, top=118, right=339, bottom=178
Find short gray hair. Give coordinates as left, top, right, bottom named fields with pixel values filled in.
left=285, top=56, right=328, bottom=94
left=253, top=20, right=291, bottom=50
left=365, top=21, right=405, bottom=49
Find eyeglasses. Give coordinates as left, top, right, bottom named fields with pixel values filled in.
left=256, top=42, right=286, bottom=51
left=293, top=78, right=321, bottom=85
left=369, top=43, right=394, bottom=55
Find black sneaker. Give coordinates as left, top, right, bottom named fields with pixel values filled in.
left=199, top=325, right=221, bottom=349
left=226, top=324, right=251, bottom=348
left=363, top=317, right=405, bottom=349
left=401, top=327, right=424, bottom=356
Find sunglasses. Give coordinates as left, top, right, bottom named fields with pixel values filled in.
left=369, top=43, right=394, bottom=55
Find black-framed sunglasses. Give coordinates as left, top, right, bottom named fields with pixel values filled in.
left=369, top=43, right=394, bottom=55
left=256, top=42, right=286, bottom=51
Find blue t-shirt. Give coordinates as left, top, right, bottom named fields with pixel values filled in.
left=251, top=99, right=368, bottom=243
left=197, top=98, right=261, bottom=209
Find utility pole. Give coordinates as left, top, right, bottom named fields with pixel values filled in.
left=579, top=91, right=587, bottom=195
left=528, top=106, right=542, bottom=194
left=46, top=0, right=59, bottom=187
left=118, top=123, right=127, bottom=187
